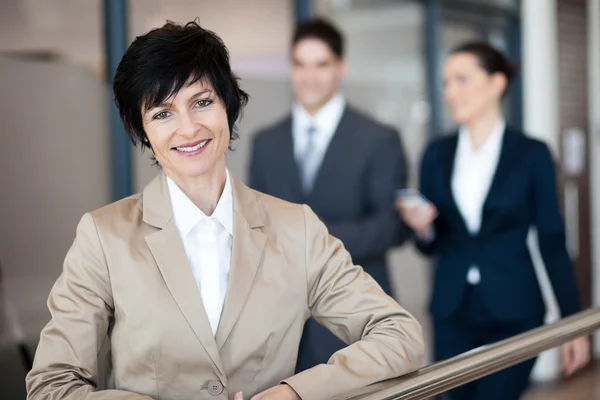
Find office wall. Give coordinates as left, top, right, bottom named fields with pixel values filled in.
left=0, top=56, right=111, bottom=343
left=0, top=0, right=293, bottom=77
left=588, top=0, right=600, bottom=357
left=557, top=0, right=592, bottom=311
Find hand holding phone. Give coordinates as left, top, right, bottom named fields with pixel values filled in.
left=396, top=188, right=431, bottom=208
left=395, top=189, right=437, bottom=239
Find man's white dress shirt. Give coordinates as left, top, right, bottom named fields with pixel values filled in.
left=167, top=170, right=233, bottom=335
left=292, top=93, right=346, bottom=192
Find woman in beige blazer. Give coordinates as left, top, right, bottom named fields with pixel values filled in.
left=25, top=20, right=424, bottom=400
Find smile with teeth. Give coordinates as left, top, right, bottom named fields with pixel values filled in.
left=175, top=139, right=209, bottom=152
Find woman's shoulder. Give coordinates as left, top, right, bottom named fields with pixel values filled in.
left=250, top=188, right=306, bottom=227
left=506, top=126, right=554, bottom=157
left=421, top=132, right=458, bottom=160
left=429, top=133, right=458, bottom=148
left=86, top=193, right=144, bottom=231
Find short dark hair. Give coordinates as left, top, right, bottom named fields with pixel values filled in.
left=113, top=20, right=249, bottom=151
left=292, top=18, right=344, bottom=58
left=450, top=41, right=517, bottom=82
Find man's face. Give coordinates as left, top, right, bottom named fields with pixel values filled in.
left=290, top=38, right=345, bottom=114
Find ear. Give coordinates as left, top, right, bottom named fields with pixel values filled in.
left=338, top=57, right=348, bottom=78
left=491, top=72, right=508, bottom=97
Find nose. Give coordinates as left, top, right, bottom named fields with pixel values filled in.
left=300, top=67, right=318, bottom=84
left=177, top=110, right=198, bottom=139
left=444, top=81, right=458, bottom=103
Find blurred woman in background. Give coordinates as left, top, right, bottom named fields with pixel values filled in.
left=397, top=42, right=590, bottom=400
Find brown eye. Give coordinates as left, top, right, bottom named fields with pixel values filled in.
left=194, top=99, right=212, bottom=108
left=153, top=111, right=170, bottom=120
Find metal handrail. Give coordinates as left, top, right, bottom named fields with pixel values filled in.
left=341, top=308, right=600, bottom=400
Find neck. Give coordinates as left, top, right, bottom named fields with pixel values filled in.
left=465, top=107, right=503, bottom=149
left=168, top=160, right=227, bottom=216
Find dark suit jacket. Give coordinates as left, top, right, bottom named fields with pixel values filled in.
left=249, top=106, right=408, bottom=293
left=416, top=126, right=581, bottom=321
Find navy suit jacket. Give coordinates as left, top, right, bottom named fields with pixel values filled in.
left=249, top=106, right=408, bottom=292
left=417, top=126, right=581, bottom=321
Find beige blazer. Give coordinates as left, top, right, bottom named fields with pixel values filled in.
left=26, top=172, right=424, bottom=400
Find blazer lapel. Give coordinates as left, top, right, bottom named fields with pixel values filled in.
left=216, top=178, right=267, bottom=349
left=142, top=172, right=226, bottom=380
left=440, top=133, right=474, bottom=236
left=480, top=127, right=520, bottom=232
left=308, top=106, right=354, bottom=198
left=441, top=134, right=459, bottom=210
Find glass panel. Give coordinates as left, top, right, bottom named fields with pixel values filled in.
left=314, top=0, right=429, bottom=183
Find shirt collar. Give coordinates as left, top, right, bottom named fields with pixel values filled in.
left=458, top=118, right=506, bottom=153
left=293, top=93, right=346, bottom=134
left=166, top=169, right=234, bottom=238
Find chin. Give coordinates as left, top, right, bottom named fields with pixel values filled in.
left=451, top=111, right=472, bottom=126
left=300, top=95, right=326, bottom=109
left=176, top=163, right=214, bottom=179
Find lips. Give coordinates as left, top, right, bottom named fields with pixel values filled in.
left=172, top=139, right=211, bottom=156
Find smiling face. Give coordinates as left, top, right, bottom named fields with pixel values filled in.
left=141, top=79, right=230, bottom=183
left=291, top=38, right=345, bottom=114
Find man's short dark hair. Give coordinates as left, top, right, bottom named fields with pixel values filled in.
left=113, top=20, right=249, bottom=151
left=292, top=18, right=344, bottom=58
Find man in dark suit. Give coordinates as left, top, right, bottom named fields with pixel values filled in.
left=249, top=18, right=408, bottom=372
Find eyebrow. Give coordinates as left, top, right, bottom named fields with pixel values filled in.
left=189, top=89, right=214, bottom=102
left=144, top=89, right=214, bottom=116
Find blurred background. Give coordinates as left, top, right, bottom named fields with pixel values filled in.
left=0, top=0, right=599, bottom=398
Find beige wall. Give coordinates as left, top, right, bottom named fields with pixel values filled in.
left=0, top=0, right=293, bottom=79
left=0, top=56, right=111, bottom=341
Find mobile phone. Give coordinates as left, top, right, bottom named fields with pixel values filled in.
left=396, top=188, right=430, bottom=208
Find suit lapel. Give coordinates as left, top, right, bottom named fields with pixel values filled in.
left=280, top=116, right=306, bottom=202
left=216, top=178, right=266, bottom=349
left=308, top=106, right=354, bottom=199
left=142, top=173, right=226, bottom=380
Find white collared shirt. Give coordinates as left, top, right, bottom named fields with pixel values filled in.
left=292, top=93, right=346, bottom=183
left=167, top=170, right=233, bottom=335
left=452, top=119, right=506, bottom=284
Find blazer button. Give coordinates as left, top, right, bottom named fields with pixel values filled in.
left=207, top=380, right=224, bottom=396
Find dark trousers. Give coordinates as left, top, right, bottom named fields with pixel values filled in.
left=295, top=265, right=392, bottom=373
left=434, top=284, right=544, bottom=400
